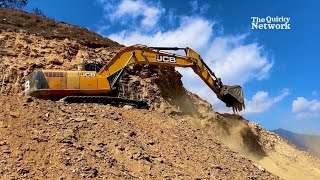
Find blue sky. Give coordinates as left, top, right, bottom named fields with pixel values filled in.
left=24, top=0, right=320, bottom=134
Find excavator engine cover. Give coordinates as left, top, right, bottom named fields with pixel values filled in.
left=220, top=85, right=245, bottom=113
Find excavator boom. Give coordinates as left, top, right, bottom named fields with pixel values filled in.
left=25, top=44, right=245, bottom=112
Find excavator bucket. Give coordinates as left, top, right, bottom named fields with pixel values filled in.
left=219, top=85, right=245, bottom=113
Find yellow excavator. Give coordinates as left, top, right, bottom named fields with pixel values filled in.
left=25, top=44, right=245, bottom=112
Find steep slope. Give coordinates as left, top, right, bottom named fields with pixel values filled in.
left=272, top=128, right=320, bottom=157
left=0, top=95, right=276, bottom=179
left=0, top=9, right=320, bottom=179
left=0, top=8, right=120, bottom=48
left=185, top=110, right=320, bottom=179
left=0, top=9, right=275, bottom=179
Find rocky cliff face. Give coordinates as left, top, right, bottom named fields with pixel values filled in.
left=0, top=9, right=319, bottom=179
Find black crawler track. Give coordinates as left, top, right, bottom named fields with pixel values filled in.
left=61, top=96, right=149, bottom=109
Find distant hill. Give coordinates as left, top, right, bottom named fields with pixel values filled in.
left=272, top=128, right=320, bottom=157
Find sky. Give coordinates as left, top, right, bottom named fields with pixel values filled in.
left=24, top=0, right=320, bottom=134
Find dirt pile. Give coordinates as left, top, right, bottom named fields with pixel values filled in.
left=190, top=108, right=320, bottom=179
left=1, top=9, right=320, bottom=179
left=184, top=110, right=320, bottom=179
left=0, top=95, right=277, bottom=179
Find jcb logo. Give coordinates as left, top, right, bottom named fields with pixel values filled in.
left=156, top=55, right=176, bottom=63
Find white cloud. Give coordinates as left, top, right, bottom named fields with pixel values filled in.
left=292, top=97, right=320, bottom=113
left=98, top=0, right=163, bottom=28
left=204, top=35, right=273, bottom=85
left=109, top=17, right=213, bottom=50
left=292, top=97, right=320, bottom=120
left=244, top=89, right=289, bottom=114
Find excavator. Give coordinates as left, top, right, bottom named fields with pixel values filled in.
left=24, top=44, right=245, bottom=112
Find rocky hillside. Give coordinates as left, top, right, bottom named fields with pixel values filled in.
left=0, top=9, right=320, bottom=179
left=0, top=95, right=277, bottom=179
left=0, top=8, right=119, bottom=48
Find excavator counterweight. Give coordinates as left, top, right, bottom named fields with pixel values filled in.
left=25, top=44, right=245, bottom=112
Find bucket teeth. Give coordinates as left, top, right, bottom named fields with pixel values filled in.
left=232, top=103, right=245, bottom=114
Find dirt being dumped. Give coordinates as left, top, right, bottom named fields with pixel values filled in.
left=0, top=9, right=320, bottom=179
left=250, top=123, right=320, bottom=180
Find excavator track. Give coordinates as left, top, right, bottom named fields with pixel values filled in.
left=61, top=96, right=149, bottom=109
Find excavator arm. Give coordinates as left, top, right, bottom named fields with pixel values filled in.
left=98, top=44, right=245, bottom=112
